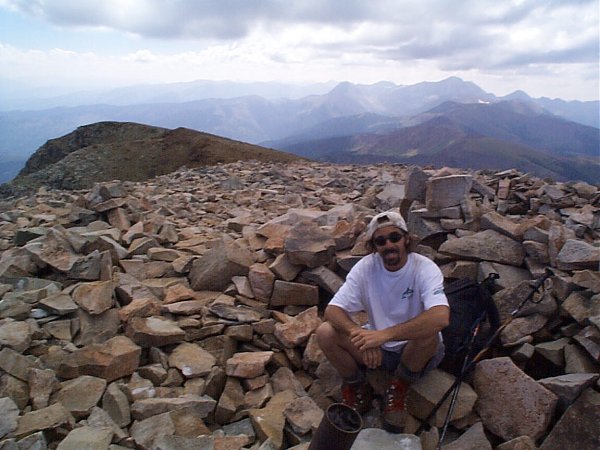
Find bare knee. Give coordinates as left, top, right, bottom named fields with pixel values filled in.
left=409, top=334, right=439, bottom=351
left=315, top=321, right=338, bottom=350
left=401, top=334, right=440, bottom=372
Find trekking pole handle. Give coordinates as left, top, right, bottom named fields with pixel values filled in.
left=510, top=268, right=554, bottom=316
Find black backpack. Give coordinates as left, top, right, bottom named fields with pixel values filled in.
left=440, top=273, right=500, bottom=376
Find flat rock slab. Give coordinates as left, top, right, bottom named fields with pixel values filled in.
left=226, top=351, right=274, bottom=378
left=439, top=229, right=525, bottom=266
left=56, top=426, right=113, bottom=450
left=349, top=428, right=421, bottom=450
left=125, top=316, right=186, bottom=347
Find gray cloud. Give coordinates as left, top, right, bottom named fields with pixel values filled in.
left=4, top=0, right=598, bottom=70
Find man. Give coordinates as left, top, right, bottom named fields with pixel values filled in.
left=316, top=210, right=450, bottom=431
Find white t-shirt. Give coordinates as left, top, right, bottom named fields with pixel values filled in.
left=329, top=252, right=449, bottom=351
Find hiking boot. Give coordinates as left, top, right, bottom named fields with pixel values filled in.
left=382, top=378, right=408, bottom=433
left=341, top=381, right=373, bottom=415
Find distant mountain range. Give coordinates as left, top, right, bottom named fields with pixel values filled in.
left=1, top=77, right=598, bottom=184
left=270, top=100, right=599, bottom=182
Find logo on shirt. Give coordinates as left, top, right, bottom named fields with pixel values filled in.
left=401, top=287, right=414, bottom=299
left=433, top=287, right=445, bottom=296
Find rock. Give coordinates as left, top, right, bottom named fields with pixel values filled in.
left=15, top=431, right=48, bottom=449
left=0, top=347, right=41, bottom=381
left=564, top=343, right=599, bottom=373
left=283, top=396, right=323, bottom=435
left=0, top=374, right=29, bottom=410
left=268, top=254, right=303, bottom=282
left=0, top=397, right=19, bottom=438
left=162, top=283, right=196, bottom=304
left=14, top=402, right=75, bottom=439
left=274, top=307, right=321, bottom=348
left=102, top=382, right=131, bottom=427
left=189, top=238, right=254, bottom=291
left=556, top=239, right=600, bottom=270
left=501, top=314, right=548, bottom=346
left=496, top=436, right=538, bottom=450
left=406, top=209, right=446, bottom=241
left=439, top=230, right=525, bottom=266
left=56, top=426, right=113, bottom=450
left=71, top=280, right=114, bottom=314
left=539, top=388, right=600, bottom=450
left=168, top=342, right=216, bottom=378
left=125, top=316, right=186, bottom=347
left=226, top=351, right=274, bottom=378
left=562, top=290, right=600, bottom=324
left=271, top=367, right=307, bottom=397
left=473, top=357, right=557, bottom=441
left=130, top=411, right=175, bottom=450
left=214, top=376, right=245, bottom=424
left=535, top=337, right=570, bottom=366
left=538, top=373, right=599, bottom=407
left=0, top=161, right=597, bottom=449
left=23, top=228, right=81, bottom=273
left=426, top=175, right=473, bottom=210
left=208, top=302, right=263, bottom=323
left=571, top=269, right=600, bottom=293
left=350, top=428, right=421, bottom=450
left=58, top=335, right=141, bottom=382
left=406, top=369, right=477, bottom=426
left=130, top=395, right=216, bottom=421
left=441, top=421, right=491, bottom=449
left=481, top=211, right=522, bottom=240
left=405, top=166, right=429, bottom=202
left=51, top=375, right=107, bottom=419
left=270, top=280, right=319, bottom=307
left=118, top=297, right=161, bottom=321
left=248, top=263, right=276, bottom=302
left=573, top=325, right=600, bottom=362
left=152, top=435, right=214, bottom=450
left=0, top=320, right=33, bottom=352
left=249, top=390, right=297, bottom=450
left=301, top=266, right=344, bottom=295
left=75, top=308, right=121, bottom=345
left=38, top=292, right=78, bottom=315
left=284, top=221, right=336, bottom=268
left=28, top=368, right=60, bottom=410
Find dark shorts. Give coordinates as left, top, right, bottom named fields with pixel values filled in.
left=380, top=339, right=445, bottom=383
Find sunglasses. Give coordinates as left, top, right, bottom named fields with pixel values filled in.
left=373, top=232, right=404, bottom=247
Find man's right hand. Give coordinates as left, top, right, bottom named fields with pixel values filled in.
left=361, top=347, right=383, bottom=369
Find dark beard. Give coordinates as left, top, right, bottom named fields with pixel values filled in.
left=382, top=249, right=401, bottom=266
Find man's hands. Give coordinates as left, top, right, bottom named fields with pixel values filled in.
left=350, top=328, right=390, bottom=369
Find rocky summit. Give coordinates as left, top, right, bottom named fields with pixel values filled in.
left=1, top=121, right=303, bottom=199
left=0, top=160, right=598, bottom=450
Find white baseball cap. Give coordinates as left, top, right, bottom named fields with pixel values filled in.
left=365, top=211, right=408, bottom=241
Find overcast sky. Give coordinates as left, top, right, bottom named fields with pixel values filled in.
left=0, top=0, right=598, bottom=101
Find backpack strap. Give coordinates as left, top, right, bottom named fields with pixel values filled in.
left=479, top=273, right=500, bottom=331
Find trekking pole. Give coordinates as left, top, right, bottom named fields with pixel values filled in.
left=436, top=321, right=482, bottom=450
left=470, top=267, right=554, bottom=363
left=416, top=268, right=554, bottom=436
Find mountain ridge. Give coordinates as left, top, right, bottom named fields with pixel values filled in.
left=1, top=77, right=598, bottom=184
left=268, top=100, right=599, bottom=183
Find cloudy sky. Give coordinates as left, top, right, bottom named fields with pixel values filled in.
left=0, top=0, right=598, bottom=101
